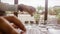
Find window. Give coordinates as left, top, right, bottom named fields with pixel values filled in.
left=1, top=0, right=14, bottom=5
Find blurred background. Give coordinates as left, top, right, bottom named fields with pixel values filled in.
left=0, top=0, right=60, bottom=34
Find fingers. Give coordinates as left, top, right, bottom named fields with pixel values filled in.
left=11, top=23, right=18, bottom=29
left=3, top=16, right=26, bottom=32
left=12, top=16, right=26, bottom=32
left=0, top=17, right=18, bottom=34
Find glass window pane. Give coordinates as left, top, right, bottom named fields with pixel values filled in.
left=19, top=0, right=45, bottom=8
left=1, top=0, right=14, bottom=5
left=48, top=0, right=60, bottom=25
